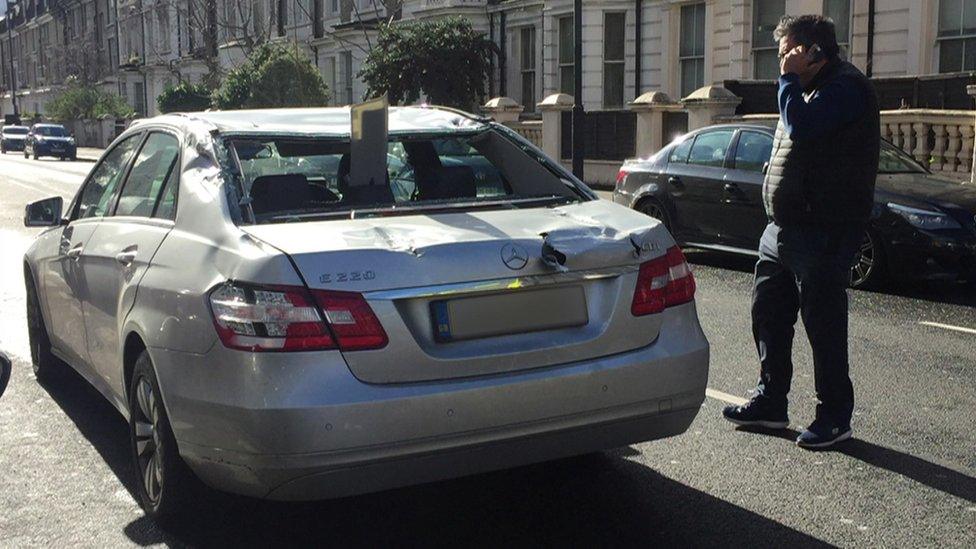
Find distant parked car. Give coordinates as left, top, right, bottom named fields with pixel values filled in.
left=1, top=125, right=29, bottom=153
left=24, top=123, right=77, bottom=161
left=614, top=124, right=976, bottom=288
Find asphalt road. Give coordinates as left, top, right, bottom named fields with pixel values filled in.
left=0, top=154, right=974, bottom=547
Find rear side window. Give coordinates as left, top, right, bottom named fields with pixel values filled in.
left=668, top=138, right=693, bottom=164
left=733, top=131, right=773, bottom=172
left=74, top=134, right=142, bottom=220
left=115, top=132, right=180, bottom=218
left=688, top=130, right=734, bottom=168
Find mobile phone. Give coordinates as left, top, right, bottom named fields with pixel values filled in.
left=806, top=43, right=825, bottom=64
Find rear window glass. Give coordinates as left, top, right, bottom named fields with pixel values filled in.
left=3, top=127, right=27, bottom=135
left=34, top=126, right=67, bottom=137
left=229, top=130, right=582, bottom=223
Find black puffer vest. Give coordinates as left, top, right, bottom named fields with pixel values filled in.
left=763, top=60, right=880, bottom=228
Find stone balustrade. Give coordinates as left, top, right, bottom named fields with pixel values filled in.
left=880, top=110, right=975, bottom=178
left=507, top=121, right=544, bottom=149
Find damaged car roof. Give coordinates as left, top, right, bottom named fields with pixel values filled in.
left=141, top=106, right=490, bottom=136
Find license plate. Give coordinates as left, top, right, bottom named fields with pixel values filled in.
left=431, top=286, right=588, bottom=342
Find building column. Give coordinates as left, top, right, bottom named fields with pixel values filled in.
left=628, top=90, right=678, bottom=158
left=537, top=92, right=574, bottom=161
left=482, top=97, right=523, bottom=124
left=681, top=85, right=742, bottom=131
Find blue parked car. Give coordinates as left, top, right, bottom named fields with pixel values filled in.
left=0, top=125, right=29, bottom=153
left=24, top=123, right=77, bottom=160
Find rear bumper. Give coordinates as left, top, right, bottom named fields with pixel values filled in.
left=1, top=139, right=24, bottom=151
left=34, top=143, right=76, bottom=157
left=150, top=302, right=709, bottom=500
left=884, top=229, right=976, bottom=281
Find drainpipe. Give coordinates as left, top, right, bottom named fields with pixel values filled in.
left=635, top=0, right=642, bottom=98
left=866, top=0, right=875, bottom=78
left=572, top=0, right=584, bottom=180
left=499, top=10, right=506, bottom=97
left=6, top=3, right=19, bottom=118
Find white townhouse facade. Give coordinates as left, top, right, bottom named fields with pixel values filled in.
left=0, top=0, right=972, bottom=119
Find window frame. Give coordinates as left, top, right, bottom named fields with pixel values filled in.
left=69, top=131, right=147, bottom=222
left=602, top=11, right=626, bottom=109
left=937, top=0, right=976, bottom=72
left=110, top=129, right=183, bottom=220
left=679, top=2, right=706, bottom=98
left=823, top=0, right=851, bottom=58
left=557, top=15, right=575, bottom=95
left=730, top=129, right=774, bottom=173
left=520, top=26, right=537, bottom=113
left=685, top=129, right=737, bottom=169
left=752, top=0, right=786, bottom=79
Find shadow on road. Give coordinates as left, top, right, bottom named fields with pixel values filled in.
left=684, top=249, right=976, bottom=307
left=42, top=366, right=827, bottom=547
left=734, top=426, right=976, bottom=504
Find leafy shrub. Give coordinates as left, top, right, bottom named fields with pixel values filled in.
left=212, top=44, right=329, bottom=110
left=46, top=78, right=134, bottom=121
left=157, top=81, right=212, bottom=113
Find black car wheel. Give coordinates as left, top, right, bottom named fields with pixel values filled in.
left=128, top=350, right=200, bottom=521
left=25, top=268, right=63, bottom=384
left=850, top=230, right=885, bottom=289
left=33, top=150, right=39, bottom=160
left=637, top=198, right=673, bottom=234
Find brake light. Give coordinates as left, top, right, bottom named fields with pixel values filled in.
left=310, top=290, right=389, bottom=351
left=209, top=283, right=387, bottom=352
left=631, top=246, right=696, bottom=316
left=616, top=169, right=630, bottom=188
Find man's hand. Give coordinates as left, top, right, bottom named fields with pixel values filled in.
left=780, top=45, right=810, bottom=77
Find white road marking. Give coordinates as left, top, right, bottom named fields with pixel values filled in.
left=705, top=388, right=749, bottom=406
left=919, top=321, right=976, bottom=336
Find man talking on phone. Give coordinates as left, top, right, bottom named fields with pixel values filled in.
left=722, top=15, right=880, bottom=448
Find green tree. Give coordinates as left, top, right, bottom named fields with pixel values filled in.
left=46, top=78, right=135, bottom=121
left=212, top=43, right=330, bottom=110
left=359, top=16, right=495, bottom=109
left=157, top=82, right=213, bottom=114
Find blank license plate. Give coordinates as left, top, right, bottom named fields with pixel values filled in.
left=431, top=286, right=588, bottom=342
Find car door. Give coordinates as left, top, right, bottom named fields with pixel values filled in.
left=80, top=131, right=181, bottom=400
left=664, top=128, right=737, bottom=244
left=39, top=133, right=143, bottom=372
left=723, top=129, right=774, bottom=249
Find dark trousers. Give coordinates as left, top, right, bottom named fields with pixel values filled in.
left=752, top=222, right=863, bottom=425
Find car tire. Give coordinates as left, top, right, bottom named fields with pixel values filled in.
left=850, top=229, right=885, bottom=289
left=33, top=151, right=39, bottom=160
left=128, top=350, right=202, bottom=521
left=25, top=268, right=63, bottom=384
left=637, top=197, right=673, bottom=234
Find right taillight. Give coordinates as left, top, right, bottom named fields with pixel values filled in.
left=631, top=246, right=696, bottom=316
left=209, top=282, right=387, bottom=352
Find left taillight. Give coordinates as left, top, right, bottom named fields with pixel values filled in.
left=631, top=246, right=696, bottom=316
left=209, top=282, right=387, bottom=352
left=615, top=168, right=630, bottom=189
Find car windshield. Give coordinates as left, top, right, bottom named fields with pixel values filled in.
left=3, top=127, right=27, bottom=135
left=228, top=129, right=583, bottom=223
left=35, top=126, right=67, bottom=137
left=878, top=142, right=927, bottom=174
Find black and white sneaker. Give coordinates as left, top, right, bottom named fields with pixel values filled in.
left=722, top=398, right=790, bottom=429
left=796, top=418, right=853, bottom=449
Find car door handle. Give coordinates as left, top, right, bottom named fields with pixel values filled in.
left=724, top=182, right=741, bottom=194
left=668, top=176, right=683, bottom=187
left=115, top=248, right=138, bottom=266
left=66, top=244, right=83, bottom=260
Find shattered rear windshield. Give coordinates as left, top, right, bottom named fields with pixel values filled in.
left=227, top=129, right=583, bottom=223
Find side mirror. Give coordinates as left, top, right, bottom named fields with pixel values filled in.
left=24, top=196, right=64, bottom=227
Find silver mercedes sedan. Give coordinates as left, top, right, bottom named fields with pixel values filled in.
left=22, top=106, right=709, bottom=519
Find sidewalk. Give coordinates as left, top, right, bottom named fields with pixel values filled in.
left=76, top=147, right=104, bottom=162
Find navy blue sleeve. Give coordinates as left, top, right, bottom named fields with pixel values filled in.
left=778, top=73, right=865, bottom=142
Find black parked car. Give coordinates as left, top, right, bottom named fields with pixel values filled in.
left=24, top=123, right=77, bottom=160
left=613, top=124, right=976, bottom=288
left=0, top=125, right=29, bottom=153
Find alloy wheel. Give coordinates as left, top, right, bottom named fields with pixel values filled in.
left=133, top=377, right=163, bottom=504
left=851, top=231, right=875, bottom=288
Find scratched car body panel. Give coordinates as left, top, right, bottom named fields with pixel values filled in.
left=23, top=106, right=709, bottom=502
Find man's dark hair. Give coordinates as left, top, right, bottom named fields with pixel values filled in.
left=773, top=14, right=841, bottom=61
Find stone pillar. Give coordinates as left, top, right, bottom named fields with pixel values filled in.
left=482, top=97, right=524, bottom=124
left=680, top=85, right=742, bottom=131
left=629, top=91, right=679, bottom=159
left=967, top=85, right=976, bottom=183
left=537, top=93, right=574, bottom=161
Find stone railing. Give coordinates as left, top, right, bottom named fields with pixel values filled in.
left=506, top=120, right=544, bottom=149
left=881, top=110, right=974, bottom=178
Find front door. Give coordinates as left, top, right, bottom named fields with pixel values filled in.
left=81, top=131, right=180, bottom=403
left=41, top=133, right=143, bottom=372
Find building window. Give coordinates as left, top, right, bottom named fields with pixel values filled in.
left=938, top=0, right=976, bottom=72
left=520, top=26, right=536, bottom=113
left=324, top=56, right=337, bottom=104
left=679, top=3, right=706, bottom=98
left=753, top=0, right=785, bottom=79
left=824, top=0, right=850, bottom=58
left=558, top=15, right=574, bottom=95
left=277, top=0, right=288, bottom=36
left=603, top=12, right=625, bottom=108
left=313, top=0, right=324, bottom=37
left=134, top=81, right=146, bottom=116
